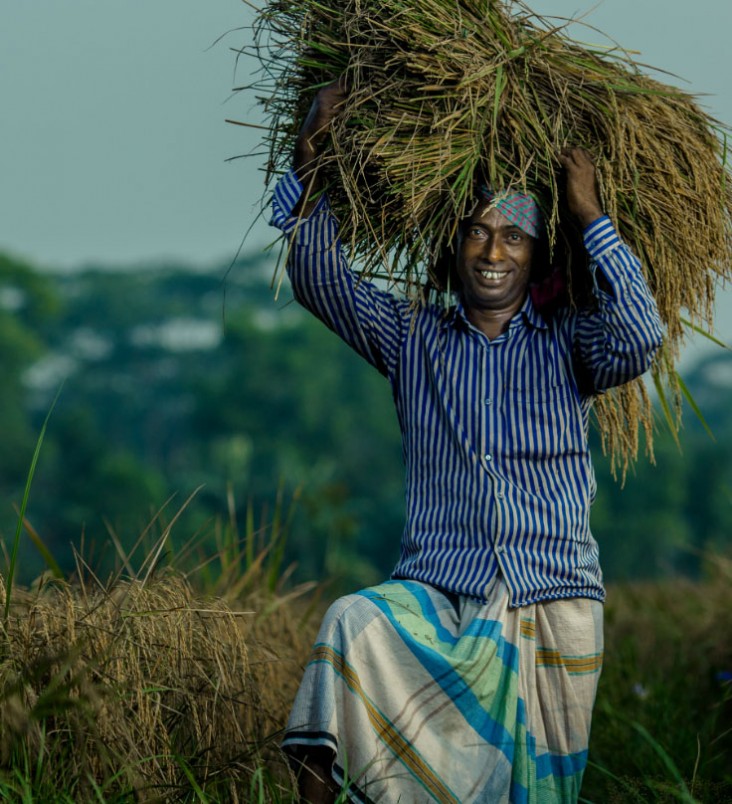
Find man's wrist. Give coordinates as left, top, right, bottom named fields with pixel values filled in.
left=294, top=144, right=318, bottom=178
left=292, top=146, right=323, bottom=217
left=577, top=207, right=604, bottom=229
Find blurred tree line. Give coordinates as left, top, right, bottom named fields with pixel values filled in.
left=0, top=249, right=730, bottom=589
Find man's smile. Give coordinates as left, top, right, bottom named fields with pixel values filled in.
left=479, top=269, right=508, bottom=281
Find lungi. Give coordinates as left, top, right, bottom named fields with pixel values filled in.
left=283, top=577, right=603, bottom=803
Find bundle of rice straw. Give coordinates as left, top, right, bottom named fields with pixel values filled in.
left=248, top=0, right=732, bottom=471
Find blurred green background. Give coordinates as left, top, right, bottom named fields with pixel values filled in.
left=1, top=0, right=731, bottom=590
left=1, top=249, right=730, bottom=591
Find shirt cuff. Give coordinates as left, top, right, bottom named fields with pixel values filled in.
left=583, top=216, right=620, bottom=259
left=270, top=169, right=329, bottom=234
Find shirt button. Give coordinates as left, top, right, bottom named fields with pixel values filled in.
left=496, top=491, right=504, bottom=499
left=484, top=453, right=492, bottom=462
left=484, top=397, right=491, bottom=405
left=496, top=545, right=505, bottom=554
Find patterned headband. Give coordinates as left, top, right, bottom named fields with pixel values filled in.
left=478, top=186, right=542, bottom=239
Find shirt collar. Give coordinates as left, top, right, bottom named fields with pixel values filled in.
left=444, top=294, right=548, bottom=333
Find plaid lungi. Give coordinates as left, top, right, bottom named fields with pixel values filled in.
left=283, top=577, right=603, bottom=803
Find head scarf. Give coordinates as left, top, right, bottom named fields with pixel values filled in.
left=478, top=186, right=542, bottom=239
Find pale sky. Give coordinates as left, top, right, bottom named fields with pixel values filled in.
left=1, top=1, right=730, bottom=343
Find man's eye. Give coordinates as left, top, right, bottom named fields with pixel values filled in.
left=507, top=232, right=523, bottom=243
left=468, top=227, right=486, bottom=239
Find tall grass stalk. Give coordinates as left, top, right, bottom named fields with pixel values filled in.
left=592, top=716, right=701, bottom=803
left=2, top=387, right=61, bottom=628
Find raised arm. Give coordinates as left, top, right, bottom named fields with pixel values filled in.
left=269, top=80, right=410, bottom=380
left=560, top=148, right=664, bottom=390
left=559, top=147, right=604, bottom=229
left=293, top=77, right=348, bottom=218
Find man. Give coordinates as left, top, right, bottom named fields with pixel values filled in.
left=270, top=80, right=663, bottom=803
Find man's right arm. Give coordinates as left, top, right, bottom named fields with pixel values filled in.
left=269, top=81, right=409, bottom=379
left=292, top=77, right=346, bottom=218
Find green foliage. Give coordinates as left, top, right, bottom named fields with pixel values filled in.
left=190, top=300, right=403, bottom=591
left=591, top=356, right=732, bottom=581
left=0, top=247, right=730, bottom=592
left=0, top=255, right=59, bottom=494
left=0, top=254, right=406, bottom=590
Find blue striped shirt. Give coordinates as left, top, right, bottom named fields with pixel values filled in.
left=270, top=170, right=663, bottom=607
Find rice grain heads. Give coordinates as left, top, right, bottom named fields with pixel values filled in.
left=249, top=0, right=732, bottom=469
left=0, top=575, right=257, bottom=800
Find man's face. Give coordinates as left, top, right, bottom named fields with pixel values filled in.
left=456, top=202, right=534, bottom=318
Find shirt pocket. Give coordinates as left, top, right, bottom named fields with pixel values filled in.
left=503, top=373, right=573, bottom=459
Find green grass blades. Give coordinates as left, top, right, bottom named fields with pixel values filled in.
left=3, top=386, right=62, bottom=627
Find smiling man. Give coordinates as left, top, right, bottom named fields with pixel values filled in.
left=269, top=81, right=663, bottom=803
left=457, top=191, right=540, bottom=338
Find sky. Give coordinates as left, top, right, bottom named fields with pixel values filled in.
left=1, top=0, right=730, bottom=345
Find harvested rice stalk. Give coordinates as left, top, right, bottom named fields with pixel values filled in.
left=246, top=0, right=732, bottom=470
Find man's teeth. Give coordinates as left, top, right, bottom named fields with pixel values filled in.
left=480, top=270, right=504, bottom=280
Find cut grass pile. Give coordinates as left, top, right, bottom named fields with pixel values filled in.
left=247, top=0, right=732, bottom=470
left=0, top=569, right=316, bottom=801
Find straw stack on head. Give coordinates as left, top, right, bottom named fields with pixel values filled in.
left=251, top=0, right=732, bottom=470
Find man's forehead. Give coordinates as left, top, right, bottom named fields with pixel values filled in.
left=467, top=202, right=517, bottom=228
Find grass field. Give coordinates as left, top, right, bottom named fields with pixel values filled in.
left=1, top=505, right=731, bottom=802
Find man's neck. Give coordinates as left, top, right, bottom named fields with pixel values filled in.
left=464, top=301, right=525, bottom=341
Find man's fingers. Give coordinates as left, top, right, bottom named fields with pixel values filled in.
left=562, top=148, right=597, bottom=174
left=559, top=146, right=603, bottom=225
left=310, top=76, right=349, bottom=127
left=321, top=74, right=349, bottom=102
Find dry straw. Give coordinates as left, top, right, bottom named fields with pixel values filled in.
left=0, top=571, right=313, bottom=800
left=248, top=0, right=732, bottom=471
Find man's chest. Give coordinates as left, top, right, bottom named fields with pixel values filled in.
left=395, top=324, right=587, bottom=460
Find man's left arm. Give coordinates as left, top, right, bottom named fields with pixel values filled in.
left=560, top=148, right=664, bottom=391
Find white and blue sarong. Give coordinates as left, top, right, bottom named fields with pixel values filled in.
left=283, top=577, right=603, bottom=803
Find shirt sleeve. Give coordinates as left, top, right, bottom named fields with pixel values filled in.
left=269, top=169, right=410, bottom=379
left=573, top=216, right=664, bottom=391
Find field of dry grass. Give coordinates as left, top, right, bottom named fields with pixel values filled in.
left=584, top=555, right=732, bottom=803
left=1, top=538, right=730, bottom=801
left=0, top=545, right=318, bottom=803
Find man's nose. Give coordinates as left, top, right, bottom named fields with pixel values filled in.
left=485, top=236, right=504, bottom=263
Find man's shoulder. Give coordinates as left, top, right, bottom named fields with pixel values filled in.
left=416, top=299, right=460, bottom=332
left=382, top=293, right=452, bottom=327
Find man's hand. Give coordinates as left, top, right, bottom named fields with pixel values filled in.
left=294, top=76, right=348, bottom=185
left=559, top=148, right=604, bottom=228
